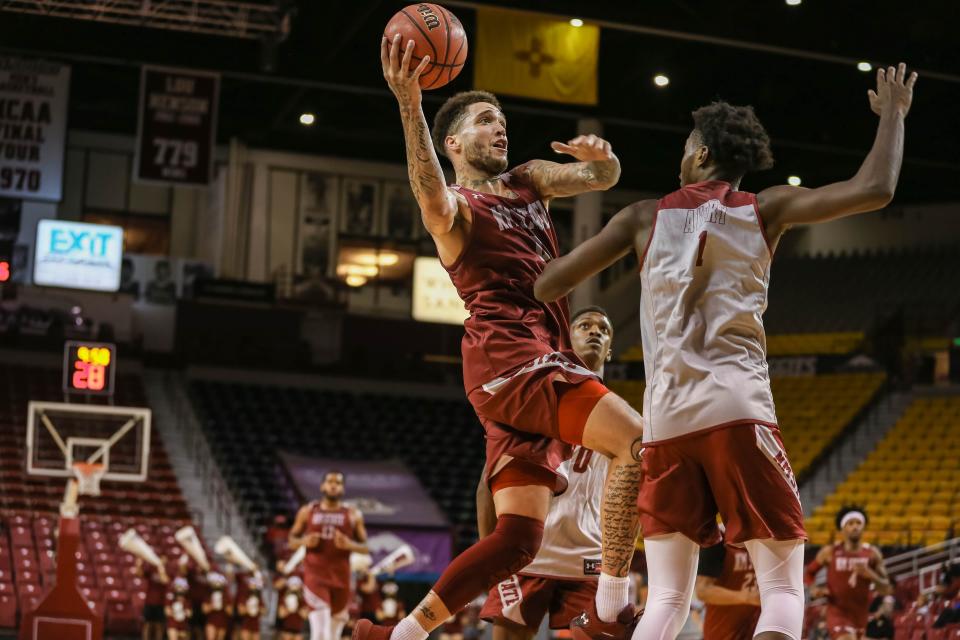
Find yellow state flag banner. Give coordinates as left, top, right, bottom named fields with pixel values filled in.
left=474, top=7, right=599, bottom=105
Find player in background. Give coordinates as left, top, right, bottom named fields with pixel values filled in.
left=358, top=33, right=646, bottom=640
left=290, top=471, right=369, bottom=640
left=535, top=64, right=917, bottom=640
left=805, top=507, right=890, bottom=640
left=477, top=306, right=615, bottom=640
left=695, top=534, right=761, bottom=640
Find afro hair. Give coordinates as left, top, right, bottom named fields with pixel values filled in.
left=692, top=101, right=775, bottom=178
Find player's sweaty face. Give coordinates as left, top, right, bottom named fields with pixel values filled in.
left=321, top=474, right=344, bottom=499
left=570, top=312, right=612, bottom=371
left=842, top=519, right=864, bottom=541
left=460, top=102, right=508, bottom=175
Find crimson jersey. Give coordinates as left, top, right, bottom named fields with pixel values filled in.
left=698, top=543, right=760, bottom=640
left=826, top=542, right=876, bottom=629
left=447, top=165, right=577, bottom=394
left=303, top=503, right=356, bottom=590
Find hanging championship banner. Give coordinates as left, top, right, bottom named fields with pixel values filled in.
left=0, top=57, right=71, bottom=201
left=135, top=66, right=219, bottom=186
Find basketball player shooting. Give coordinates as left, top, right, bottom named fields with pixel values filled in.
left=535, top=64, right=917, bottom=640
left=477, top=307, right=615, bottom=639
left=804, top=507, right=889, bottom=640
left=357, top=32, right=647, bottom=640
left=290, top=471, right=369, bottom=640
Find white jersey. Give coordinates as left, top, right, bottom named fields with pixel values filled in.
left=520, top=445, right=606, bottom=579
left=639, top=180, right=778, bottom=444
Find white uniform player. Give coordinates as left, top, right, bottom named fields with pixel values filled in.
left=478, top=307, right=616, bottom=640
left=538, top=72, right=918, bottom=639
left=639, top=197, right=778, bottom=443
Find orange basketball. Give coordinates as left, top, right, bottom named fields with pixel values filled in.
left=383, top=4, right=468, bottom=90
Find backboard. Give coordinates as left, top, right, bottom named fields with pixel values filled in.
left=25, top=401, right=152, bottom=482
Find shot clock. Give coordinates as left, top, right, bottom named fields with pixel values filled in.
left=63, top=341, right=116, bottom=396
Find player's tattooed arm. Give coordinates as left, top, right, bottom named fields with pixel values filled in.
left=534, top=200, right=655, bottom=302
left=758, top=63, right=917, bottom=241
left=381, top=34, right=459, bottom=234
left=521, top=134, right=621, bottom=199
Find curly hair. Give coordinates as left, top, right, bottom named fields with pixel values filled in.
left=691, top=101, right=774, bottom=178
left=431, top=90, right=501, bottom=158
left=835, top=505, right=868, bottom=530
left=571, top=305, right=611, bottom=326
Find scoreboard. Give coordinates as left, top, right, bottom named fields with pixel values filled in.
left=62, top=341, right=116, bottom=396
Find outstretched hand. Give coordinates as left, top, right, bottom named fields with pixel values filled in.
left=868, top=62, right=917, bottom=118
left=550, top=134, right=615, bottom=162
left=381, top=33, right=431, bottom=108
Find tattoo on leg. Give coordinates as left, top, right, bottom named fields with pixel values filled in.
left=602, top=460, right=643, bottom=577
left=418, top=605, right=437, bottom=622
left=631, top=437, right=644, bottom=462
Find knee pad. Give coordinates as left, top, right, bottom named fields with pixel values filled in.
left=491, top=514, right=544, bottom=580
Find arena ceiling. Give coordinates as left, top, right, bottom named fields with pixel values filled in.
left=0, top=0, right=957, bottom=203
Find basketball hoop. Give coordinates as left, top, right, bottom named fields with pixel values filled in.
left=72, top=462, right=105, bottom=496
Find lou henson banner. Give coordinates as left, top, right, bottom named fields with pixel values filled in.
left=0, top=57, right=70, bottom=202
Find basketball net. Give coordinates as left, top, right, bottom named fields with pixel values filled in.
left=72, top=461, right=105, bottom=497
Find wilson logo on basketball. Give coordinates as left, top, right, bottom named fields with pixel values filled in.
left=416, top=4, right=440, bottom=30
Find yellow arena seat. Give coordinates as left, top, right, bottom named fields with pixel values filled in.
left=811, top=394, right=960, bottom=547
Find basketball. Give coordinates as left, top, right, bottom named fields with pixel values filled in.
left=383, top=3, right=468, bottom=90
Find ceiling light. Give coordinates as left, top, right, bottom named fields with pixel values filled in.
left=787, top=175, right=802, bottom=186
left=337, top=264, right=379, bottom=277
left=353, top=252, right=400, bottom=267
left=653, top=74, right=670, bottom=87
left=785, top=0, right=801, bottom=5
left=569, top=18, right=583, bottom=27
left=299, top=113, right=315, bottom=126
left=345, top=275, right=367, bottom=287
left=857, top=61, right=872, bottom=72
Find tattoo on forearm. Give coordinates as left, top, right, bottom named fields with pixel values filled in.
left=400, top=106, right=446, bottom=204
left=530, top=158, right=620, bottom=197
left=418, top=605, right=438, bottom=622
left=601, top=460, right=642, bottom=577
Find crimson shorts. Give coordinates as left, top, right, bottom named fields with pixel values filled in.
left=304, top=583, right=350, bottom=614
left=637, top=423, right=806, bottom=546
left=480, top=573, right=598, bottom=631
left=826, top=607, right=865, bottom=639
left=468, top=351, right=605, bottom=493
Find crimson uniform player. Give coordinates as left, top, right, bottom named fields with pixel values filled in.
left=478, top=307, right=614, bottom=640
left=535, top=64, right=918, bottom=640
left=805, top=507, right=890, bottom=640
left=695, top=538, right=761, bottom=640
left=290, top=471, right=369, bottom=640
left=362, top=32, right=647, bottom=640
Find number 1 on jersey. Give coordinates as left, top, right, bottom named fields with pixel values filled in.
left=696, top=230, right=708, bottom=267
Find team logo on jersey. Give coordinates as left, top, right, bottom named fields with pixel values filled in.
left=682, top=199, right=728, bottom=234
left=583, top=559, right=602, bottom=576
left=489, top=200, right=550, bottom=233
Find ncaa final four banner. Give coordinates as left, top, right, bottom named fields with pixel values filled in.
left=0, top=57, right=70, bottom=202
left=135, top=66, right=219, bottom=186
